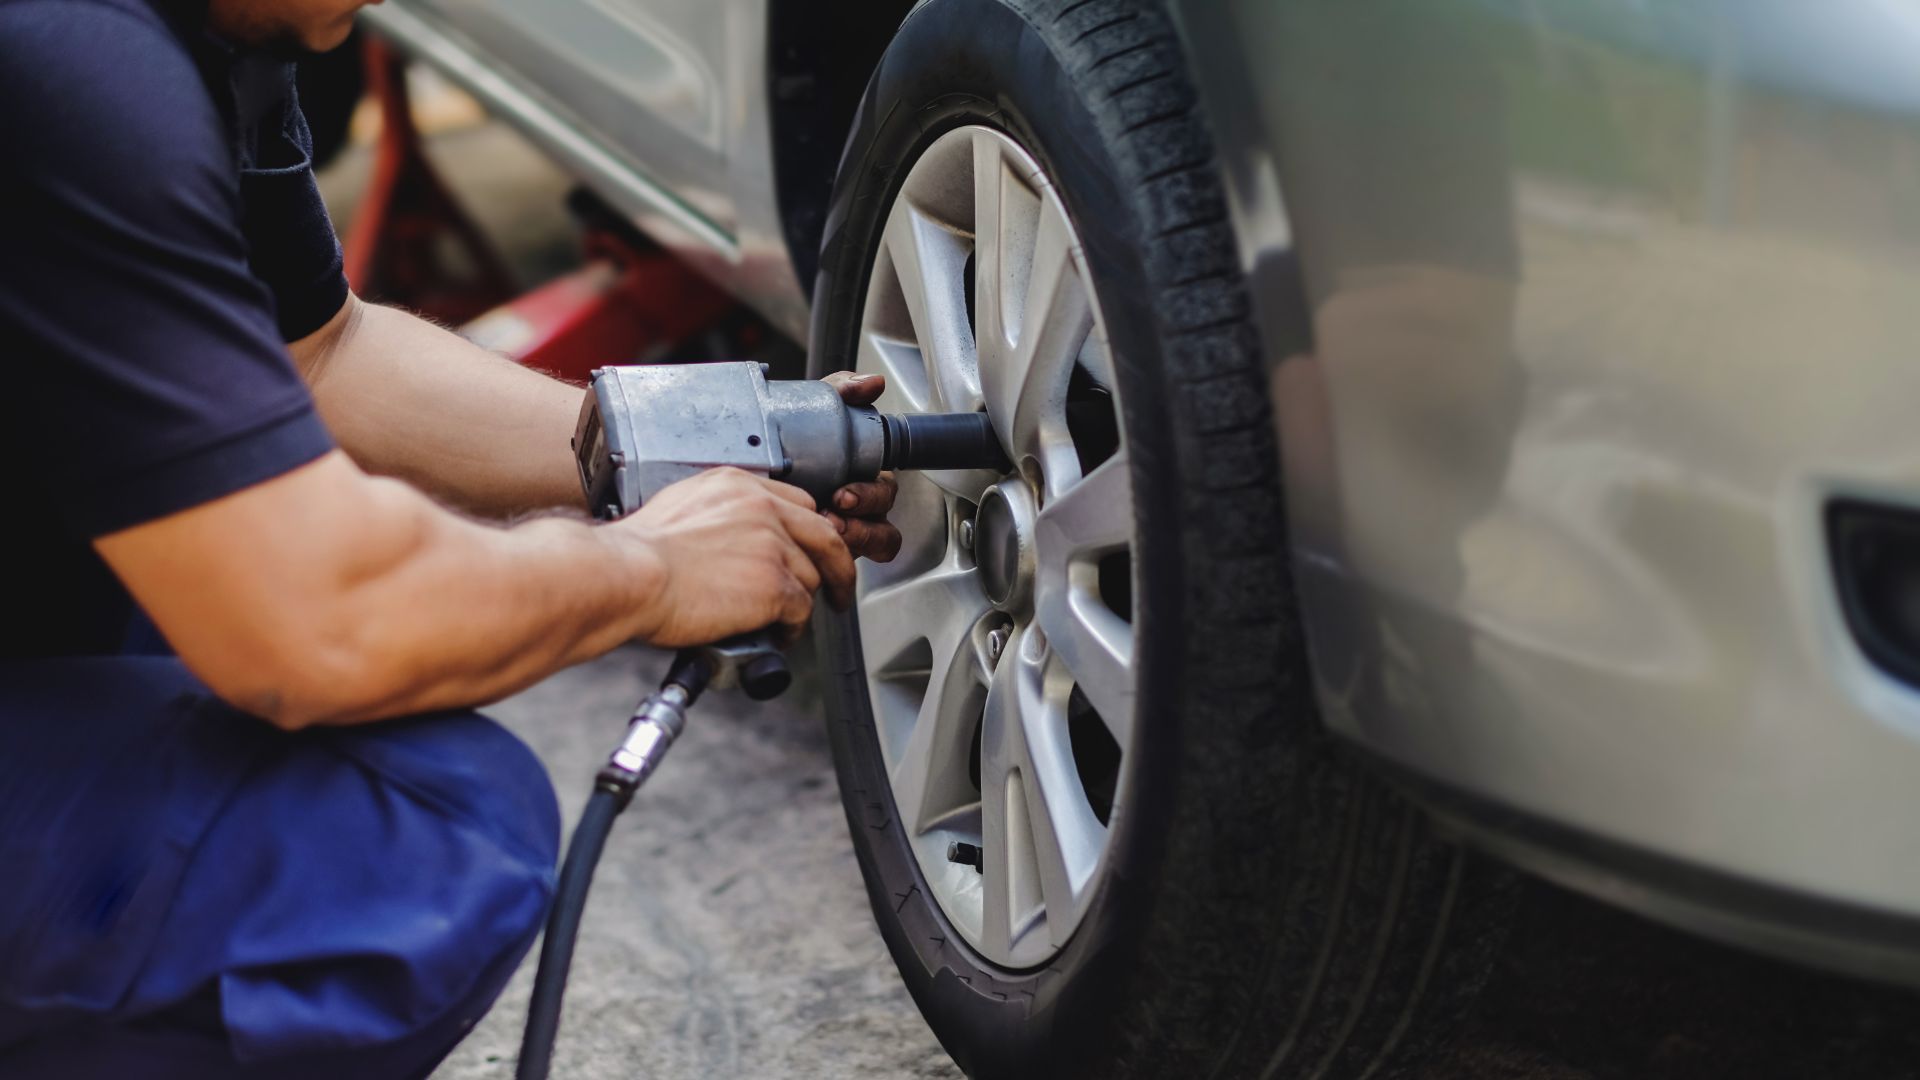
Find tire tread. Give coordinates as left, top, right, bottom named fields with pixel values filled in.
left=1024, top=2, right=1511, bottom=1078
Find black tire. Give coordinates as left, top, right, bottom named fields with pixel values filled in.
left=807, top=1, right=1514, bottom=1077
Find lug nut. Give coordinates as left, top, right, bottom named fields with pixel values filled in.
left=986, top=627, right=1009, bottom=664
left=946, top=841, right=984, bottom=873
left=959, top=519, right=975, bottom=553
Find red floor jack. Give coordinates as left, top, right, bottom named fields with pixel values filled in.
left=341, top=37, right=737, bottom=381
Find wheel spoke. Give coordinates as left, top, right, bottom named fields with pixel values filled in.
left=972, top=131, right=1037, bottom=386
left=981, top=629, right=1105, bottom=951
left=980, top=193, right=1091, bottom=486
left=1042, top=597, right=1134, bottom=750
left=884, top=200, right=978, bottom=412
left=1035, top=450, right=1136, bottom=746
left=855, top=473, right=949, bottom=592
left=1078, top=323, right=1117, bottom=393
left=857, top=562, right=987, bottom=674
left=861, top=564, right=992, bottom=836
left=979, top=635, right=1039, bottom=956
left=977, top=747, right=1019, bottom=960
left=1009, top=638, right=1103, bottom=944
left=856, top=328, right=932, bottom=414
left=889, top=625, right=989, bottom=837
left=1035, top=446, right=1132, bottom=555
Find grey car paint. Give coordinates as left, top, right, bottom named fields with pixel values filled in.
left=1174, top=0, right=1920, bottom=971
left=366, top=0, right=1920, bottom=978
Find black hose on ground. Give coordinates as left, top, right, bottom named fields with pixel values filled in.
left=516, top=784, right=623, bottom=1080
left=514, top=648, right=713, bottom=1079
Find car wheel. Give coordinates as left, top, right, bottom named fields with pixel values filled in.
left=807, top=1, right=1513, bottom=1076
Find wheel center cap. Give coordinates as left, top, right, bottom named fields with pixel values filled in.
left=975, top=482, right=1036, bottom=611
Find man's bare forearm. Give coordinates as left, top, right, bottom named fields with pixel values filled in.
left=99, top=450, right=852, bottom=729
left=99, top=452, right=664, bottom=728
left=292, top=295, right=586, bottom=516
left=305, top=482, right=664, bottom=723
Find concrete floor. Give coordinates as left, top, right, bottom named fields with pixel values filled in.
left=433, top=649, right=962, bottom=1080
left=320, top=106, right=1920, bottom=1080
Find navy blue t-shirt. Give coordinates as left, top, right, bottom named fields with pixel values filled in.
left=0, top=0, right=346, bottom=658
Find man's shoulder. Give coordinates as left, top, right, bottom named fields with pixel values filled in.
left=0, top=0, right=183, bottom=52
left=0, top=0, right=228, bottom=188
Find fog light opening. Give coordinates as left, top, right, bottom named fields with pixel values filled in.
left=1829, top=499, right=1920, bottom=689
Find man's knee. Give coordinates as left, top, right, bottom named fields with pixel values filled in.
left=318, top=708, right=561, bottom=874
left=384, top=710, right=560, bottom=984
left=321, top=711, right=556, bottom=1074
left=0, top=706, right=559, bottom=1080
left=144, top=709, right=560, bottom=1068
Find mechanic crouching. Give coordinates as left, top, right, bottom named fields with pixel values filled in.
left=0, top=0, right=901, bottom=1075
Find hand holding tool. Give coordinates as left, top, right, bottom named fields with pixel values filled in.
left=571, top=360, right=1008, bottom=698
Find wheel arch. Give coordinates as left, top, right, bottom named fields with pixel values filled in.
left=765, top=0, right=920, bottom=298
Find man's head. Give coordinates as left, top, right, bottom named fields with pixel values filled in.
left=207, top=0, right=379, bottom=54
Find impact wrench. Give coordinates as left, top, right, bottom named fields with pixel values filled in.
left=516, top=362, right=1009, bottom=1080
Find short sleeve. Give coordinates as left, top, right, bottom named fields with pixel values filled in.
left=234, top=55, right=351, bottom=341
left=0, top=3, right=336, bottom=538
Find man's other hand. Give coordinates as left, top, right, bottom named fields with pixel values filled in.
left=612, top=468, right=857, bottom=647
left=820, top=371, right=903, bottom=563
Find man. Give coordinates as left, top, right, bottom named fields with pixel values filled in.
left=0, top=0, right=900, bottom=1075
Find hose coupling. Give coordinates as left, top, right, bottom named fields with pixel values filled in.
left=596, top=683, right=692, bottom=807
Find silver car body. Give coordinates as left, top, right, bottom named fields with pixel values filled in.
left=366, top=0, right=1920, bottom=979
left=364, top=0, right=813, bottom=336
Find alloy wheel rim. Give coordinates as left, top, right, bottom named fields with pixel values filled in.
left=851, top=125, right=1137, bottom=969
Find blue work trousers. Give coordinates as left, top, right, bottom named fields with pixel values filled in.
left=0, top=656, right=559, bottom=1078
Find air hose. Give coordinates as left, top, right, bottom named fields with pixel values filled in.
left=515, top=651, right=714, bottom=1080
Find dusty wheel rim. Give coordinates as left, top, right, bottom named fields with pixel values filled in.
left=852, top=125, right=1137, bottom=969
